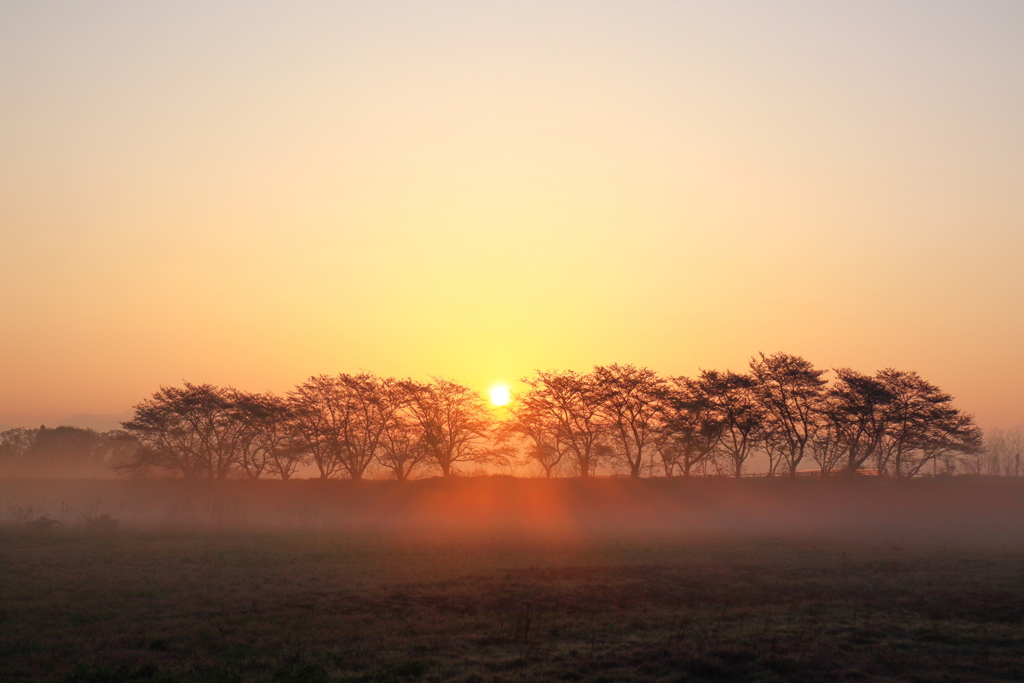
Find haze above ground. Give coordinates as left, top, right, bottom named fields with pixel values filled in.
left=2, top=1, right=1023, bottom=430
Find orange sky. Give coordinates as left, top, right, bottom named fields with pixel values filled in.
left=2, top=2, right=1024, bottom=429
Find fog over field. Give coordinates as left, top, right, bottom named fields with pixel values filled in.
left=4, top=477, right=1024, bottom=544
left=4, top=478, right=1024, bottom=683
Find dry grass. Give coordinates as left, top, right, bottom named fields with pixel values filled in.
left=2, top=478, right=1024, bottom=682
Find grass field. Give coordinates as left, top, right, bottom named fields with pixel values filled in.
left=2, top=479, right=1024, bottom=682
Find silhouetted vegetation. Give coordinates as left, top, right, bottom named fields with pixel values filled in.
left=92, top=353, right=985, bottom=481
left=0, top=426, right=133, bottom=478
left=0, top=353, right=996, bottom=481
left=115, top=375, right=503, bottom=481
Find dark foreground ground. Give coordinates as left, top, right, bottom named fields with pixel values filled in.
left=2, top=478, right=1024, bottom=682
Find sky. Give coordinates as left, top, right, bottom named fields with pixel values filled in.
left=2, top=1, right=1024, bottom=430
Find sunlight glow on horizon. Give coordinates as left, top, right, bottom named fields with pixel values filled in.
left=2, top=2, right=1024, bottom=430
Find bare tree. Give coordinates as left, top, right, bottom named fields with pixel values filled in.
left=1003, top=431, right=1023, bottom=477
left=376, top=415, right=431, bottom=480
left=289, top=376, right=346, bottom=479
left=700, top=370, right=765, bottom=478
left=402, top=378, right=493, bottom=477
left=875, top=369, right=951, bottom=477
left=813, top=369, right=893, bottom=475
left=657, top=376, right=722, bottom=476
left=594, top=364, right=665, bottom=478
left=872, top=369, right=984, bottom=477
left=978, top=429, right=1024, bottom=476
left=518, top=370, right=608, bottom=478
left=375, top=384, right=432, bottom=480
left=333, top=374, right=406, bottom=480
left=910, top=409, right=982, bottom=477
left=232, top=392, right=305, bottom=480
left=289, top=373, right=410, bottom=480
left=120, top=383, right=241, bottom=479
left=232, top=391, right=272, bottom=479
left=499, top=394, right=567, bottom=478
left=750, top=353, right=827, bottom=476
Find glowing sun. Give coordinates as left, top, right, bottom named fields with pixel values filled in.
left=489, top=384, right=511, bottom=406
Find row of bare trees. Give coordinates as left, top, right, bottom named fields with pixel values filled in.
left=969, top=429, right=1024, bottom=477
left=120, top=376, right=494, bottom=480
left=114, top=353, right=983, bottom=480
left=504, top=353, right=982, bottom=478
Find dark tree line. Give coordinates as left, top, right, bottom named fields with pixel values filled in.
left=0, top=426, right=135, bottom=477
left=118, top=375, right=497, bottom=480
left=2, top=353, right=985, bottom=480
left=502, top=354, right=982, bottom=479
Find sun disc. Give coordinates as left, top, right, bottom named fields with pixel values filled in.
left=489, top=384, right=511, bottom=406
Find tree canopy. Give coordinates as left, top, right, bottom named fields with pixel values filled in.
left=20, top=352, right=985, bottom=481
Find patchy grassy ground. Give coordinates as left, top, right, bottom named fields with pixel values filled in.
left=2, top=528, right=1024, bottom=683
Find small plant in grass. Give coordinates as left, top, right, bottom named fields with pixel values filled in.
left=27, top=515, right=60, bottom=530
left=84, top=513, right=120, bottom=531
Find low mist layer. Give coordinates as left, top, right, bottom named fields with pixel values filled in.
left=4, top=477, right=1024, bottom=544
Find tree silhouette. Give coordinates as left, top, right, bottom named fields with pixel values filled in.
left=656, top=376, right=721, bottom=476
left=0, top=426, right=123, bottom=477
left=594, top=364, right=665, bottom=478
left=813, top=369, right=893, bottom=474
left=232, top=392, right=304, bottom=480
left=332, top=374, right=407, bottom=480
left=499, top=392, right=568, bottom=478
left=103, top=354, right=989, bottom=481
left=874, top=369, right=981, bottom=477
left=402, top=378, right=492, bottom=477
left=700, top=370, right=765, bottom=478
left=518, top=370, right=608, bottom=478
left=289, top=376, right=347, bottom=479
left=121, top=383, right=240, bottom=479
left=750, top=353, right=827, bottom=476
left=375, top=383, right=432, bottom=480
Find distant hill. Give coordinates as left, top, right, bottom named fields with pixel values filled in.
left=58, top=410, right=134, bottom=433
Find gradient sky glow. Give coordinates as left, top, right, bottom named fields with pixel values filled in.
left=2, top=1, right=1024, bottom=429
